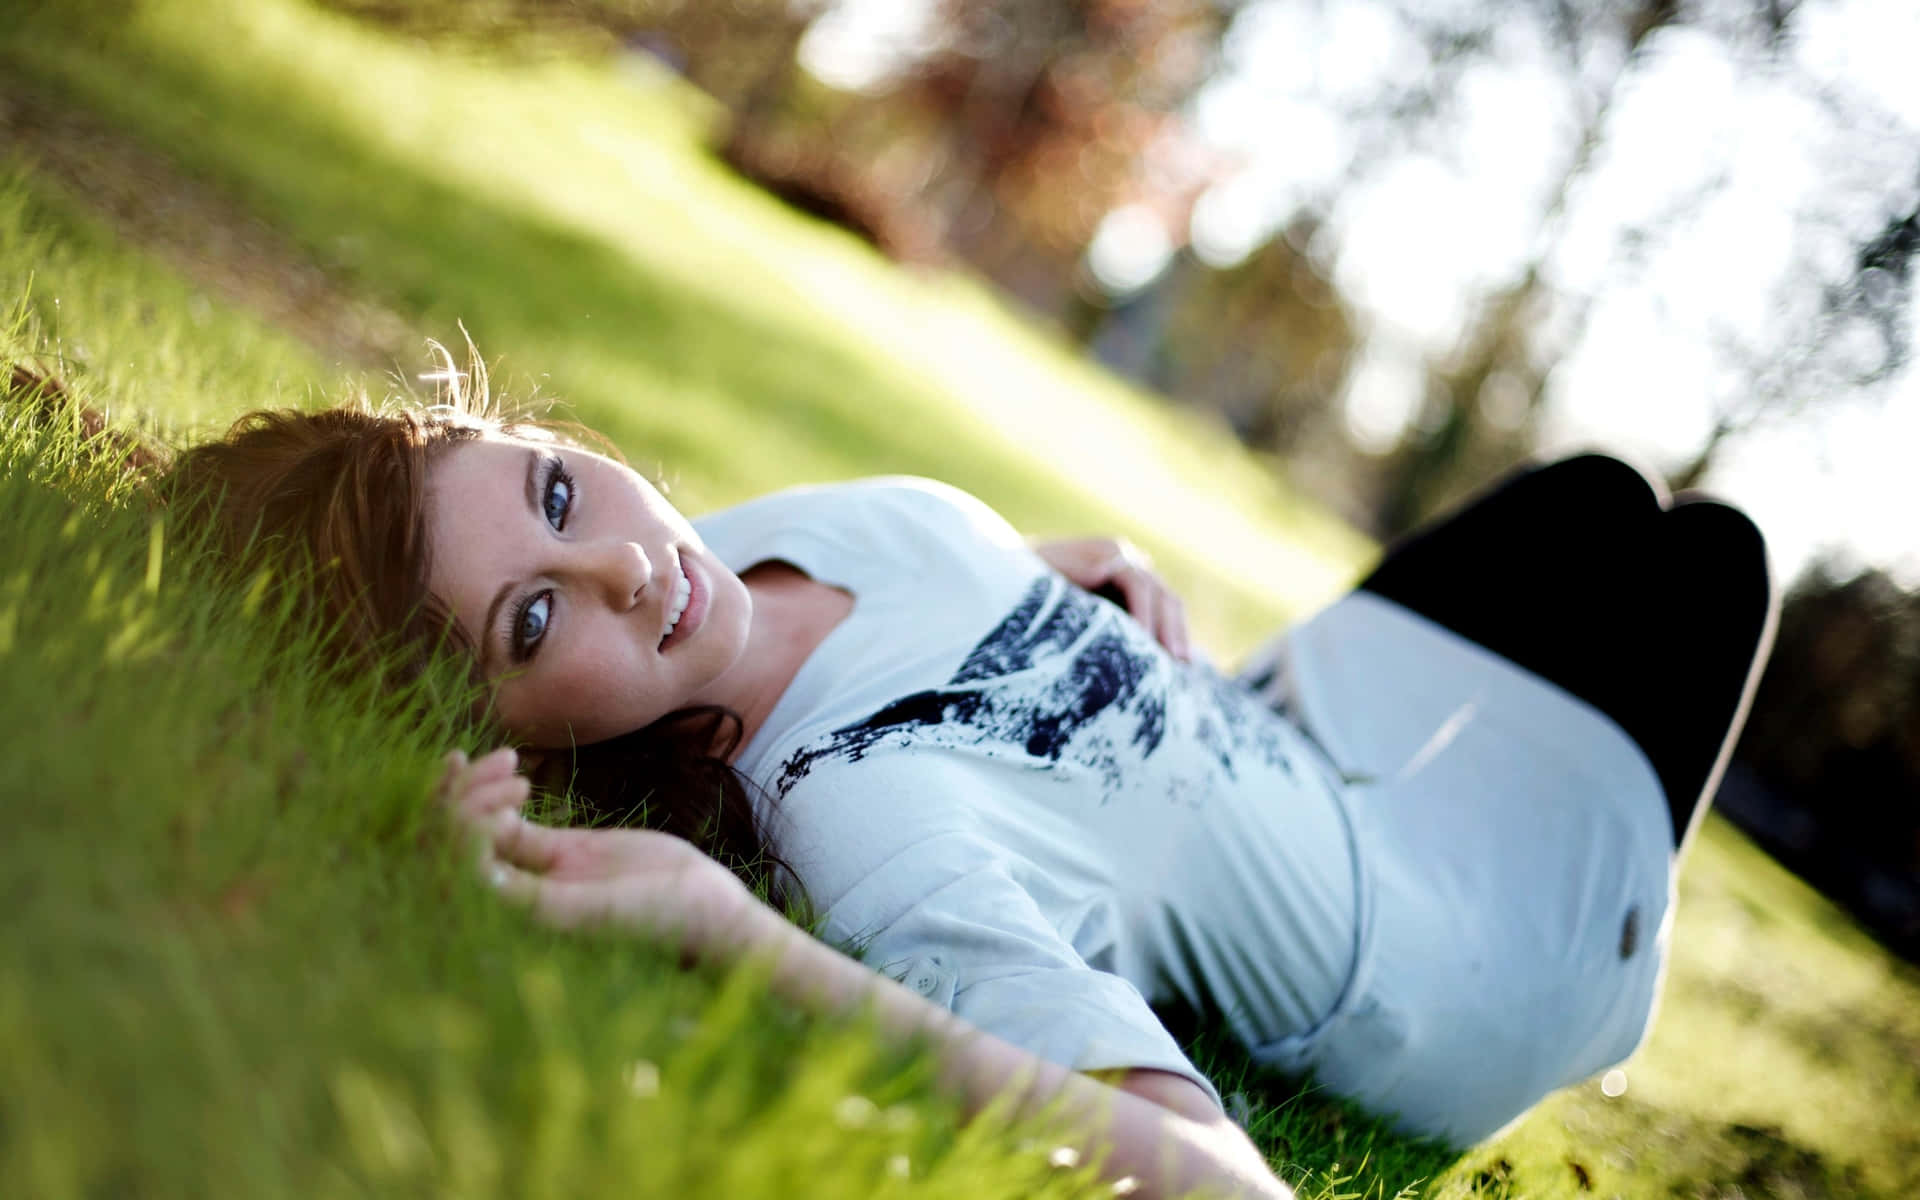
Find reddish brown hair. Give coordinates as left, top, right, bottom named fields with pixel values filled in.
left=165, top=402, right=487, bottom=682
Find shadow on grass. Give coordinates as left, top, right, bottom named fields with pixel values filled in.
left=1559, top=1090, right=1881, bottom=1199
left=1703, top=973, right=1920, bottom=1077
left=1171, top=961, right=1920, bottom=1200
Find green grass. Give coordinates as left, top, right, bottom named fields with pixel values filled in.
left=4, top=1, right=1920, bottom=1196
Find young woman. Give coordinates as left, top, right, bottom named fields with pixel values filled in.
left=139, top=359, right=1774, bottom=1200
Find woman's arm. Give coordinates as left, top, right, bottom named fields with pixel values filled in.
left=738, top=901, right=1289, bottom=1199
left=442, top=749, right=1292, bottom=1200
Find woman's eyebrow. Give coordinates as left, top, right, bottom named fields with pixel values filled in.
left=480, top=447, right=542, bottom=668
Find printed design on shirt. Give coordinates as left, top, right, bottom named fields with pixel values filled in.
left=774, top=574, right=1299, bottom=804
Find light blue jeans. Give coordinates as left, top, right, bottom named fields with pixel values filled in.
left=1244, top=593, right=1673, bottom=1145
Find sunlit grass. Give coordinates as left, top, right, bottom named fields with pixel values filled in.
left=4, top=1, right=1920, bottom=1196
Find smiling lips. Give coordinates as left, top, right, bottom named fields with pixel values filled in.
left=661, top=563, right=692, bottom=644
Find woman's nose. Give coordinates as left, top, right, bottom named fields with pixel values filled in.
left=583, top=539, right=651, bottom=609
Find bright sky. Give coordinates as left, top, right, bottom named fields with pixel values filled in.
left=800, top=0, right=1920, bottom=588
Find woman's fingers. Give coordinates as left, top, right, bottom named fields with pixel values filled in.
left=1034, top=537, right=1196, bottom=662
left=439, top=747, right=526, bottom=819
left=485, top=849, right=675, bottom=935
left=463, top=746, right=520, bottom=790
left=509, top=873, right=626, bottom=933
left=437, top=749, right=469, bottom=806
left=484, top=861, right=635, bottom=940
left=488, top=809, right=584, bottom=874
left=437, top=747, right=532, bottom=875
left=1105, top=555, right=1191, bottom=663
left=1156, top=591, right=1192, bottom=662
left=1032, top=536, right=1123, bottom=590
left=464, top=773, right=531, bottom=821
left=1111, top=561, right=1162, bottom=643
left=491, top=819, right=707, bottom=884
left=483, top=836, right=757, bottom=966
left=484, top=856, right=543, bottom=905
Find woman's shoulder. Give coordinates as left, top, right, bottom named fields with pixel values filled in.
left=695, top=476, right=1023, bottom=572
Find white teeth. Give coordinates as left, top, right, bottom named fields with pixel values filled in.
left=662, top=566, right=691, bottom=639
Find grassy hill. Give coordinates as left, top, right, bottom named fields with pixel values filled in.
left=3, top=2, right=1918, bottom=1196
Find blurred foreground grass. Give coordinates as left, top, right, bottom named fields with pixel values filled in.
left=2, top=2, right=1918, bottom=1196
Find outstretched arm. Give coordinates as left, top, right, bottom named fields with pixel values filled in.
left=442, top=749, right=1292, bottom=1200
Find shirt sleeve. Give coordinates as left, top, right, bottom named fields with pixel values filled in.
left=780, top=761, right=1225, bottom=1111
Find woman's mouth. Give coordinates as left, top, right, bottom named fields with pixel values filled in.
left=659, top=555, right=706, bottom=651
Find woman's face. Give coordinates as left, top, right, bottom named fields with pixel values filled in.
left=425, top=431, right=752, bottom=748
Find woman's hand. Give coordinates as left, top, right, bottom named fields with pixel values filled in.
left=435, top=750, right=1288, bottom=1199
left=437, top=748, right=762, bottom=963
left=1031, top=537, right=1193, bottom=662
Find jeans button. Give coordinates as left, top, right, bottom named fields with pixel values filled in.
left=1619, top=905, right=1641, bottom=959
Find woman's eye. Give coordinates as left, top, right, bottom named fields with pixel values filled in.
left=512, top=590, right=553, bottom=660
left=542, top=460, right=574, bottom=530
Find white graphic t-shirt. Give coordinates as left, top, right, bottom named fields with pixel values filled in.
left=695, top=478, right=1361, bottom=1108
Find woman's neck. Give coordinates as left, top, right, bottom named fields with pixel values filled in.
left=705, top=562, right=852, bottom=758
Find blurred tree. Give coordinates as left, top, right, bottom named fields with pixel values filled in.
left=1145, top=217, right=1360, bottom=455
left=1168, top=0, right=1919, bottom=536
left=1729, top=562, right=1920, bottom=957
left=1342, top=0, right=1700, bottom=533
left=1543, top=1, right=1898, bottom=521
left=888, top=0, right=1232, bottom=311
left=322, top=1, right=1250, bottom=297
left=1744, top=564, right=1920, bottom=795
left=312, top=0, right=823, bottom=110
left=1668, top=200, right=1920, bottom=489
left=1371, top=274, right=1554, bottom=538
